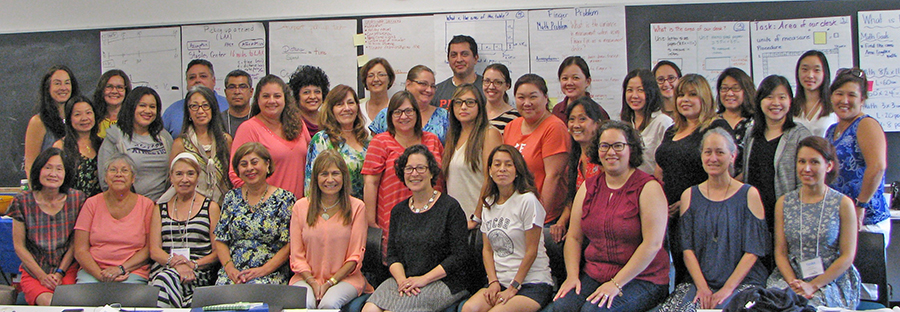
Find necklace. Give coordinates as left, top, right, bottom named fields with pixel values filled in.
left=410, top=190, right=438, bottom=213
left=706, top=178, right=733, bottom=243
left=321, top=199, right=340, bottom=220
left=172, top=192, right=195, bottom=246
left=244, top=185, right=270, bottom=212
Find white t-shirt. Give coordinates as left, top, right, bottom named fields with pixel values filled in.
left=796, top=111, right=837, bottom=137
left=481, top=192, right=553, bottom=286
left=638, top=111, right=674, bottom=174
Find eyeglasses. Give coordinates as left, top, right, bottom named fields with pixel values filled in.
left=107, top=167, right=132, bottom=175
left=452, top=99, right=478, bottom=108
left=188, top=103, right=212, bottom=111
left=484, top=79, right=505, bottom=87
left=719, top=85, right=742, bottom=94
left=105, top=84, right=126, bottom=92
left=367, top=72, right=389, bottom=79
left=836, top=68, right=866, bottom=80
left=656, top=76, right=678, bottom=85
left=598, top=142, right=628, bottom=152
left=225, top=84, right=250, bottom=91
left=392, top=108, right=416, bottom=117
left=411, top=80, right=436, bottom=90
left=404, top=165, right=428, bottom=174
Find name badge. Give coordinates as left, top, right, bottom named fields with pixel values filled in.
left=799, top=257, right=825, bottom=279
left=172, top=248, right=191, bottom=259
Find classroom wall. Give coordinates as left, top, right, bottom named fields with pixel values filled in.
left=0, top=0, right=765, bottom=34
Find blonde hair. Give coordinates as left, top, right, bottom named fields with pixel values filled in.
left=673, top=74, right=718, bottom=132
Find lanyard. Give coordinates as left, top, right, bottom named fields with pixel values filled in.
left=798, top=189, right=828, bottom=259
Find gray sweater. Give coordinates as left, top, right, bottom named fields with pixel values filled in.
left=98, top=126, right=173, bottom=201
left=741, top=123, right=812, bottom=199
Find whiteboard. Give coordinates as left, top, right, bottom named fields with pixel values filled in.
left=651, top=21, right=751, bottom=91
left=859, top=10, right=900, bottom=132
left=750, top=16, right=853, bottom=88
left=100, top=27, right=183, bottom=108
left=362, top=16, right=434, bottom=97
left=181, top=22, right=266, bottom=99
left=529, top=6, right=628, bottom=119
left=432, top=11, right=530, bottom=87
left=268, top=20, right=358, bottom=89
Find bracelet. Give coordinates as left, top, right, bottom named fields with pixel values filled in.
left=118, top=265, right=127, bottom=275
left=610, top=278, right=624, bottom=295
left=191, top=260, right=199, bottom=270
left=488, top=280, right=499, bottom=287
left=224, top=259, right=233, bottom=267
left=328, top=277, right=338, bottom=286
left=54, top=268, right=66, bottom=277
left=166, top=254, right=174, bottom=267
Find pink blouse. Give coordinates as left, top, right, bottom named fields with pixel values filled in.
left=229, top=117, right=311, bottom=197
left=74, top=194, right=154, bottom=279
left=289, top=197, right=372, bottom=294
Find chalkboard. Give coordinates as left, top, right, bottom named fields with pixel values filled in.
left=625, top=0, right=900, bottom=186
left=0, top=30, right=100, bottom=187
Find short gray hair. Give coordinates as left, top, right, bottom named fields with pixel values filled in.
left=701, top=127, right=737, bottom=155
left=106, top=153, right=137, bottom=173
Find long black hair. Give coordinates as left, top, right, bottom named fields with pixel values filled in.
left=38, top=65, right=80, bottom=139
left=92, top=69, right=131, bottom=121
left=565, top=97, right=606, bottom=205
left=794, top=50, right=832, bottom=118
left=62, top=95, right=102, bottom=159
left=620, top=69, right=663, bottom=131
left=117, top=86, right=165, bottom=142
left=751, top=75, right=799, bottom=139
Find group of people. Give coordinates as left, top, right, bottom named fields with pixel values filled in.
left=6, top=33, right=888, bottom=312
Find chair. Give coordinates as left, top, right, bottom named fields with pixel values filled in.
left=50, top=283, right=159, bottom=307
left=855, top=231, right=889, bottom=309
left=191, top=284, right=306, bottom=309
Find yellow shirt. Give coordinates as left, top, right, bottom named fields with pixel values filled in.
left=97, top=118, right=116, bottom=138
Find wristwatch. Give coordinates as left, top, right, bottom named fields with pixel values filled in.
left=854, top=198, right=871, bottom=210
left=509, top=280, right=521, bottom=291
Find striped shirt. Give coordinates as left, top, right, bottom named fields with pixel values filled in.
left=490, top=108, right=520, bottom=135
left=150, top=197, right=214, bottom=277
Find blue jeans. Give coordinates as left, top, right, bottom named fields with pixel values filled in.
left=76, top=269, right=148, bottom=284
left=553, top=273, right=668, bottom=312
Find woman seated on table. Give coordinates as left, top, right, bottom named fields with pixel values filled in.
left=149, top=153, right=221, bottom=308
left=766, top=136, right=860, bottom=308
left=7, top=148, right=87, bottom=305
left=291, top=149, right=371, bottom=309
left=363, top=145, right=470, bottom=312
left=215, top=142, right=295, bottom=285
left=461, top=145, right=554, bottom=312
left=655, top=128, right=769, bottom=311
left=552, top=121, right=669, bottom=312
left=73, top=153, right=154, bottom=284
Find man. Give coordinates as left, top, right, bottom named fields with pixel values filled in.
left=220, top=70, right=254, bottom=136
left=432, top=35, right=483, bottom=109
left=162, top=59, right=229, bottom=136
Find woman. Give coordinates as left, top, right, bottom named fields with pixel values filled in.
left=655, top=128, right=768, bottom=311
left=98, top=86, right=173, bottom=202
left=460, top=145, right=553, bottom=312
left=443, top=83, right=502, bottom=229
left=291, top=149, right=371, bottom=309
left=482, top=64, right=520, bottom=134
left=741, top=75, right=811, bottom=238
left=504, top=73, right=570, bottom=284
left=363, top=145, right=469, bottom=312
left=7, top=148, right=86, bottom=305
left=289, top=65, right=330, bottom=136
left=654, top=74, right=730, bottom=284
left=304, top=84, right=369, bottom=199
left=169, top=85, right=233, bottom=203
left=230, top=75, right=310, bottom=197
left=52, top=95, right=102, bottom=196
left=25, top=65, right=79, bottom=178
left=216, top=142, right=295, bottom=285
left=363, top=91, right=444, bottom=243
left=73, top=153, right=154, bottom=283
left=93, top=69, right=132, bottom=138
left=767, top=136, right=860, bottom=308
left=716, top=67, right=756, bottom=177
left=149, top=153, right=221, bottom=307
left=825, top=68, right=890, bottom=245
left=561, top=97, right=604, bottom=243
left=359, top=58, right=395, bottom=127
left=551, top=56, right=609, bottom=123
left=652, top=61, right=682, bottom=118
left=620, top=69, right=673, bottom=175
left=552, top=121, right=669, bottom=312
left=369, top=65, right=450, bottom=143
left=794, top=50, right=837, bottom=137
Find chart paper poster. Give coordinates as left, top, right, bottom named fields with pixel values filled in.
left=363, top=16, right=435, bottom=97
left=269, top=20, right=358, bottom=88
left=859, top=10, right=900, bottom=131
left=101, top=27, right=183, bottom=108
left=750, top=16, right=853, bottom=88
left=182, top=22, right=266, bottom=97
left=651, top=21, right=751, bottom=90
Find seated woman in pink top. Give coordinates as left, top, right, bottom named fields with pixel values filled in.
left=73, top=153, right=154, bottom=283
left=291, top=149, right=371, bottom=309
left=230, top=75, right=310, bottom=197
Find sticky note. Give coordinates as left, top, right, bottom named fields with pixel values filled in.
left=868, top=80, right=874, bottom=92
left=353, top=34, right=366, bottom=46
left=357, top=55, right=370, bottom=67
left=814, top=32, right=827, bottom=45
